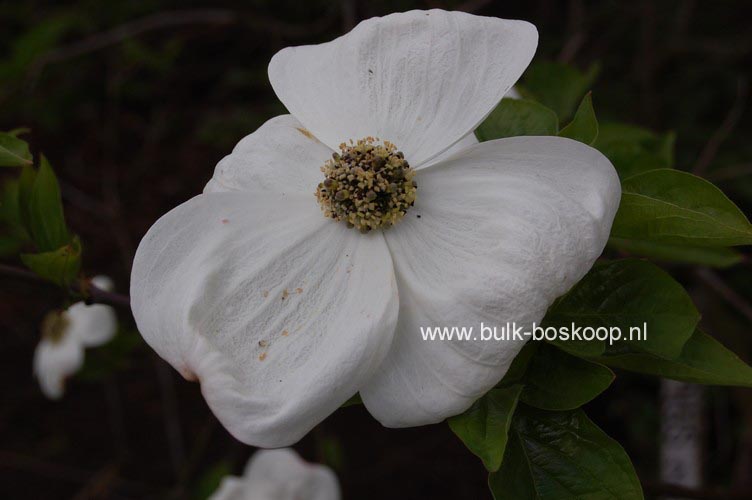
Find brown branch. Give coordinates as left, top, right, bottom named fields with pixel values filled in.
left=695, top=268, right=752, bottom=324
left=693, top=78, right=748, bottom=175
left=0, top=263, right=131, bottom=309
left=27, top=9, right=238, bottom=83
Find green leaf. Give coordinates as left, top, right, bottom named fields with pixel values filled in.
left=488, top=432, right=537, bottom=500
left=609, top=237, right=743, bottom=268
left=499, top=341, right=539, bottom=386
left=520, top=344, right=614, bottom=410
left=193, top=461, right=233, bottom=500
left=0, top=179, right=31, bottom=256
left=27, top=155, right=70, bottom=251
left=558, top=93, right=598, bottom=145
left=17, top=164, right=36, bottom=232
left=595, top=122, right=675, bottom=178
left=612, top=169, right=752, bottom=246
left=0, top=131, right=32, bottom=167
left=341, top=393, right=362, bottom=408
left=489, top=406, right=644, bottom=500
left=544, top=259, right=699, bottom=359
left=21, top=236, right=81, bottom=287
left=597, top=329, right=752, bottom=386
left=475, top=98, right=558, bottom=141
left=448, top=385, right=523, bottom=472
left=518, top=61, right=599, bottom=121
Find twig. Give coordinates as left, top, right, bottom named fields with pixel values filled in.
left=0, top=450, right=157, bottom=497
left=693, top=78, right=748, bottom=175
left=696, top=268, right=752, bottom=324
left=169, top=416, right=219, bottom=499
left=154, top=356, right=186, bottom=481
left=705, top=163, right=752, bottom=182
left=0, top=263, right=131, bottom=309
left=27, top=9, right=238, bottom=83
left=558, top=0, right=586, bottom=63
left=643, top=481, right=752, bottom=500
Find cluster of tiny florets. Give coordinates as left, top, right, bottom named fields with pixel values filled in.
left=315, top=137, right=417, bottom=232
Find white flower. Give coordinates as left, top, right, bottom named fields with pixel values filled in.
left=210, top=448, right=340, bottom=500
left=33, top=276, right=117, bottom=399
left=131, top=10, right=620, bottom=447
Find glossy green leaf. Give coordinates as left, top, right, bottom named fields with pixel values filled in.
left=518, top=61, right=599, bottom=121
left=609, top=237, right=743, bottom=268
left=558, top=93, right=598, bottom=145
left=475, top=98, right=558, bottom=141
left=520, top=344, right=614, bottom=410
left=544, top=259, right=699, bottom=359
left=597, top=329, right=752, bottom=386
left=489, top=406, right=643, bottom=500
left=21, top=236, right=81, bottom=287
left=612, top=169, right=752, bottom=246
left=488, top=432, right=536, bottom=500
left=595, top=122, right=675, bottom=178
left=448, top=385, right=523, bottom=472
left=499, top=341, right=539, bottom=386
left=27, top=155, right=70, bottom=251
left=0, top=131, right=32, bottom=167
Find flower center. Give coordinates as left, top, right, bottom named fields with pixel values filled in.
left=315, top=137, right=417, bottom=233
left=41, top=310, right=71, bottom=343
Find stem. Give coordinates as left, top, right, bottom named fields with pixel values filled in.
left=0, top=263, right=131, bottom=309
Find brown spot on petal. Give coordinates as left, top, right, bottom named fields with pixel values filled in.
left=221, top=219, right=229, bottom=224
left=296, top=127, right=315, bottom=140
left=262, top=290, right=269, bottom=298
left=281, top=330, right=289, bottom=337
left=295, top=287, right=303, bottom=294
left=258, top=340, right=268, bottom=347
left=281, top=289, right=289, bottom=300
left=259, top=352, right=267, bottom=361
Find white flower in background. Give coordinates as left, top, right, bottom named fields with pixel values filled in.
left=210, top=448, right=340, bottom=500
left=131, top=10, right=620, bottom=446
left=33, top=276, right=117, bottom=399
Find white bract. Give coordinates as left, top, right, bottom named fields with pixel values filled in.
left=210, top=448, right=340, bottom=500
left=33, top=276, right=117, bottom=399
left=131, top=10, right=620, bottom=446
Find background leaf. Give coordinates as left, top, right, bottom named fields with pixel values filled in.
left=557, top=92, right=598, bottom=145
left=0, top=131, right=33, bottom=167
left=0, top=178, right=31, bottom=256
left=595, top=122, right=674, bottom=179
left=475, top=98, right=558, bottom=141
left=608, top=237, right=743, bottom=268
left=20, top=236, right=81, bottom=287
left=518, top=61, right=599, bottom=121
left=596, top=329, right=752, bottom=386
left=612, top=169, right=752, bottom=246
left=26, top=155, right=70, bottom=251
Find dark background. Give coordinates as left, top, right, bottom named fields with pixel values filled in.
left=1, top=1, right=751, bottom=498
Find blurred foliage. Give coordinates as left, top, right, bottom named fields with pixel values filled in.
left=1, top=1, right=752, bottom=499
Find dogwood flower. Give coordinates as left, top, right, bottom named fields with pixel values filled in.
left=33, top=276, right=117, bottom=399
left=131, top=10, right=620, bottom=447
left=210, top=448, right=340, bottom=500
